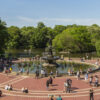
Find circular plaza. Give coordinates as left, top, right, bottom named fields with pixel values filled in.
left=0, top=59, right=100, bottom=100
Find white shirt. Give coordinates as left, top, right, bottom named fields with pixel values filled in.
left=22, top=88, right=25, bottom=92
left=95, top=77, right=98, bottom=82
left=41, top=70, right=45, bottom=74
left=95, top=62, right=98, bottom=65
left=8, top=86, right=11, bottom=90
left=5, top=85, right=9, bottom=90
left=90, top=77, right=92, bottom=82
left=64, top=82, right=68, bottom=87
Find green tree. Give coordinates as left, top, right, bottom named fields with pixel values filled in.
left=7, top=26, right=21, bottom=49
left=31, top=25, right=48, bottom=48
left=95, top=40, right=100, bottom=56
left=0, top=19, right=8, bottom=55
left=88, top=24, right=100, bottom=56
left=53, top=25, right=66, bottom=35
left=53, top=26, right=94, bottom=53
left=20, top=26, right=35, bottom=49
left=68, top=26, right=94, bottom=53
left=37, top=22, right=45, bottom=29
left=53, top=31, right=78, bottom=52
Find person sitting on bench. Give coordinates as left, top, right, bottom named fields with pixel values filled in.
left=22, top=87, right=28, bottom=93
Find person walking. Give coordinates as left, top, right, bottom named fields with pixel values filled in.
left=50, top=70, right=53, bottom=76
left=26, top=68, right=29, bottom=75
left=35, top=70, right=39, bottom=79
left=64, top=80, right=69, bottom=93
left=56, top=70, right=59, bottom=77
left=85, top=73, right=88, bottom=80
left=49, top=77, right=53, bottom=85
left=77, top=71, right=80, bottom=80
left=68, top=79, right=72, bottom=93
left=46, top=80, right=49, bottom=90
left=90, top=89, right=94, bottom=100
left=95, top=75, right=99, bottom=87
left=89, top=76, right=93, bottom=86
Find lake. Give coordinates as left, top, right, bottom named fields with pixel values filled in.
left=5, top=49, right=98, bottom=59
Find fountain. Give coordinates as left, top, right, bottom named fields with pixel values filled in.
left=42, top=38, right=59, bottom=68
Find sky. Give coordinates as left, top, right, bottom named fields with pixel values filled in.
left=0, top=0, right=100, bottom=27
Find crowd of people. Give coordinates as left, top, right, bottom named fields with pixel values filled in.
left=35, top=69, right=58, bottom=79
left=0, top=58, right=12, bottom=73
left=35, top=69, right=47, bottom=79
left=4, top=84, right=29, bottom=94
left=0, top=57, right=100, bottom=100
left=0, top=71, right=99, bottom=100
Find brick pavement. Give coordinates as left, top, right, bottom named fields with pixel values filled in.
left=0, top=59, right=100, bottom=100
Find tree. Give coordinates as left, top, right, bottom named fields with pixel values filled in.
left=68, top=26, right=94, bottom=53
left=88, top=24, right=100, bottom=56
left=0, top=19, right=8, bottom=55
left=53, top=25, right=66, bottom=35
left=53, top=26, right=94, bottom=53
left=53, top=30, right=78, bottom=52
left=31, top=26, right=48, bottom=48
left=95, top=40, right=100, bottom=56
left=37, top=22, right=45, bottom=29
left=20, top=26, right=36, bottom=49
left=7, top=26, right=21, bottom=49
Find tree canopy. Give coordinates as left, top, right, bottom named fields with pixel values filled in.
left=1, top=18, right=100, bottom=56
left=0, top=19, right=8, bottom=54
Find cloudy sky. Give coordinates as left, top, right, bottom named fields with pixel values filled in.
left=0, top=0, right=100, bottom=27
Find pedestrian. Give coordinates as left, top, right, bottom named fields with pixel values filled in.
left=56, top=70, right=59, bottom=77
left=49, top=77, right=53, bottom=85
left=56, top=95, right=62, bottom=100
left=41, top=69, right=45, bottom=78
left=90, top=89, right=94, bottom=100
left=68, top=79, right=72, bottom=92
left=89, top=76, right=93, bottom=86
left=19, top=67, right=23, bottom=74
left=26, top=68, right=29, bottom=75
left=64, top=81, right=67, bottom=93
left=68, top=69, right=71, bottom=76
left=95, top=75, right=99, bottom=87
left=46, top=80, right=49, bottom=90
left=77, top=71, right=80, bottom=80
left=85, top=73, right=88, bottom=80
left=50, top=70, right=53, bottom=76
left=35, top=70, right=39, bottom=79
left=9, top=67, right=12, bottom=73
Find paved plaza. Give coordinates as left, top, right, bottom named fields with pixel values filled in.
left=0, top=59, right=100, bottom=100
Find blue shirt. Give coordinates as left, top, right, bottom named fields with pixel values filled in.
left=56, top=97, right=62, bottom=100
